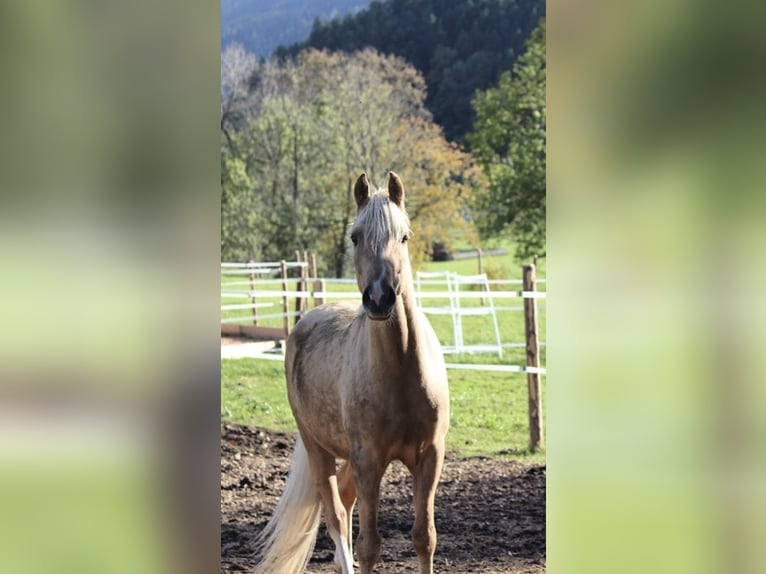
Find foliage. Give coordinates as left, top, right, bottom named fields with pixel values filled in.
left=278, top=0, right=546, bottom=141
left=220, top=48, right=484, bottom=275
left=220, top=152, right=260, bottom=260
left=468, top=20, right=546, bottom=262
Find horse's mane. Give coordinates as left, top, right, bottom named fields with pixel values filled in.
left=350, top=190, right=411, bottom=253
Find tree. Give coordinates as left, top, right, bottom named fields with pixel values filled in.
left=221, top=148, right=258, bottom=261
left=468, top=19, right=546, bottom=261
left=220, top=47, right=483, bottom=274
left=296, top=49, right=435, bottom=276
left=221, top=55, right=334, bottom=262
left=220, top=43, right=257, bottom=146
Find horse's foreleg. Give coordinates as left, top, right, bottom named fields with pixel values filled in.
left=303, top=439, right=354, bottom=574
left=411, top=442, right=445, bottom=574
left=350, top=449, right=385, bottom=574
left=338, top=460, right=357, bottom=565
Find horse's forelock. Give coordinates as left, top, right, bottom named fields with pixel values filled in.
left=351, top=191, right=410, bottom=251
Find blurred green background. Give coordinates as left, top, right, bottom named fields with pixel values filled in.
left=0, top=1, right=220, bottom=573
left=548, top=1, right=766, bottom=573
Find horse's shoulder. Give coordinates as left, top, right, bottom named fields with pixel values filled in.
left=300, top=302, right=358, bottom=325
left=290, top=302, right=359, bottom=347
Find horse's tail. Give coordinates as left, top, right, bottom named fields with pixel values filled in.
left=253, top=436, right=322, bottom=574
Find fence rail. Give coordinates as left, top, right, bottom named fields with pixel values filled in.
left=220, top=261, right=546, bottom=339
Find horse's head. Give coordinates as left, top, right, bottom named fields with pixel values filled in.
left=350, top=172, right=412, bottom=321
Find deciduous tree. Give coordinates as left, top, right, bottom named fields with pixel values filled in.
left=468, top=19, right=546, bottom=261
left=221, top=48, right=484, bottom=274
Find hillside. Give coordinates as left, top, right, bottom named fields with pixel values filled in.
left=221, top=0, right=370, bottom=57
left=278, top=0, right=545, bottom=141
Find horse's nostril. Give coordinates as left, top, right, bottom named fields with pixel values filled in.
left=382, top=285, right=396, bottom=308
left=362, top=287, right=373, bottom=310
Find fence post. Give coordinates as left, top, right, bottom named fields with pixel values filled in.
left=280, top=260, right=290, bottom=337
left=294, top=252, right=306, bottom=324
left=311, top=253, right=325, bottom=307
left=301, top=252, right=309, bottom=314
left=478, top=248, right=485, bottom=305
left=523, top=263, right=543, bottom=452
left=248, top=260, right=258, bottom=326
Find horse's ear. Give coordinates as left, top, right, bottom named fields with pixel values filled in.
left=388, top=171, right=405, bottom=208
left=354, top=173, right=370, bottom=208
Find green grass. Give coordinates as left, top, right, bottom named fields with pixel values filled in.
left=221, top=358, right=545, bottom=464
left=417, top=245, right=546, bottom=279
left=221, top=359, right=295, bottom=432
left=447, top=368, right=545, bottom=462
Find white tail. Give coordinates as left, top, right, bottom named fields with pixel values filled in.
left=254, top=436, right=322, bottom=573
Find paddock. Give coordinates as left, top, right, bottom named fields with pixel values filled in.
left=220, top=424, right=545, bottom=573
left=220, top=252, right=547, bottom=572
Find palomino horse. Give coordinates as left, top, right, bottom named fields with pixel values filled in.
left=254, top=172, right=450, bottom=574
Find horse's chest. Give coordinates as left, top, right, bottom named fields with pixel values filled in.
left=346, top=375, right=440, bottom=440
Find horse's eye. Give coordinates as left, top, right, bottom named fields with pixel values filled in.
left=401, top=234, right=409, bottom=244
left=350, top=234, right=358, bottom=246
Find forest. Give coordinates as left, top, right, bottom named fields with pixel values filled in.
left=221, top=1, right=546, bottom=274
left=278, top=0, right=545, bottom=141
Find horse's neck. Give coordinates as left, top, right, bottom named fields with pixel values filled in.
left=367, top=280, right=423, bottom=365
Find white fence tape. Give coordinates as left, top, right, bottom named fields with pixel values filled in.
left=221, top=289, right=546, bottom=300
left=219, top=348, right=546, bottom=376
left=444, top=362, right=546, bottom=375
left=220, top=302, right=275, bottom=311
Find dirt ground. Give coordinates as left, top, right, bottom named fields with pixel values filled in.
left=221, top=423, right=545, bottom=573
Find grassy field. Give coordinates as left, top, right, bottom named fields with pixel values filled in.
left=221, top=247, right=546, bottom=463
left=221, top=358, right=545, bottom=463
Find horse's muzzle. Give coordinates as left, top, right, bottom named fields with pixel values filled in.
left=362, top=283, right=396, bottom=320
